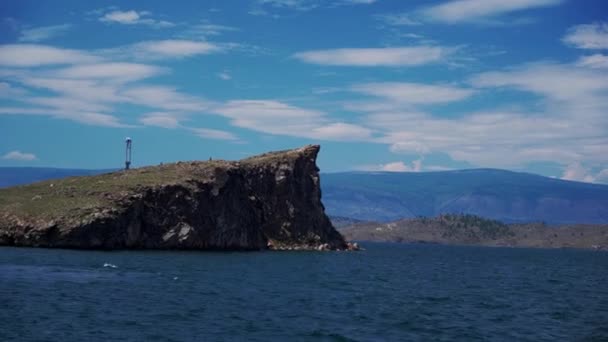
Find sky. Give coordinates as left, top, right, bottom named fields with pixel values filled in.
left=0, top=0, right=607, bottom=183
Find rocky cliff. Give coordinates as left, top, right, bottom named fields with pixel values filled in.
left=0, top=145, right=349, bottom=250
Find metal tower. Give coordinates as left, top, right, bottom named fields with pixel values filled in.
left=125, top=137, right=132, bottom=170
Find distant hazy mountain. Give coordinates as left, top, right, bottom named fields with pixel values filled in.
left=321, top=169, right=608, bottom=224
left=2, top=167, right=608, bottom=224
left=0, top=167, right=112, bottom=188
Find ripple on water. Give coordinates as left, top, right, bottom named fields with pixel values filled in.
left=0, top=244, right=607, bottom=341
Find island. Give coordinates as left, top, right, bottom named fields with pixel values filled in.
left=339, top=214, right=608, bottom=251
left=0, top=145, right=355, bottom=251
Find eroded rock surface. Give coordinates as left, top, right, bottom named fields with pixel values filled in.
left=0, top=145, right=348, bottom=250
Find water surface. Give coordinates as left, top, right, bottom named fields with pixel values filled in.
left=1, top=243, right=607, bottom=341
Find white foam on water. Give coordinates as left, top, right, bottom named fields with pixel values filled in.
left=103, top=263, right=117, bottom=268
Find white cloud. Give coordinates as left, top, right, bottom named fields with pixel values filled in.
left=123, top=86, right=211, bottom=112
left=106, top=40, right=222, bottom=60
left=381, top=162, right=411, bottom=172
left=101, top=10, right=140, bottom=24
left=213, top=100, right=324, bottom=134
left=255, top=0, right=374, bottom=11
left=257, top=0, right=318, bottom=10
left=139, top=113, right=180, bottom=129
left=577, top=54, right=608, bottom=69
left=422, top=0, right=562, bottom=24
left=293, top=46, right=451, bottom=67
left=561, top=163, right=608, bottom=184
left=212, top=100, right=371, bottom=141
left=351, top=82, right=475, bottom=104
left=471, top=62, right=608, bottom=104
left=561, top=162, right=596, bottom=183
left=26, top=97, right=111, bottom=112
left=359, top=159, right=423, bottom=172
left=344, top=0, right=376, bottom=4
left=18, top=24, right=71, bottom=42
left=191, top=127, right=239, bottom=141
left=0, top=44, right=99, bottom=67
left=0, top=107, right=127, bottom=127
left=0, top=82, right=26, bottom=97
left=389, top=141, right=430, bottom=155
left=563, top=22, right=608, bottom=50
left=354, top=61, right=608, bottom=168
left=217, top=71, right=231, bottom=80
left=376, top=13, right=421, bottom=26
left=99, top=10, right=174, bottom=28
left=372, top=110, right=608, bottom=167
left=311, top=122, right=372, bottom=140
left=18, top=77, right=123, bottom=103
left=378, top=0, right=561, bottom=26
left=54, top=62, right=166, bottom=81
left=0, top=60, right=207, bottom=127
left=180, top=23, right=238, bottom=39
left=596, top=169, right=608, bottom=184
left=2, top=150, right=37, bottom=161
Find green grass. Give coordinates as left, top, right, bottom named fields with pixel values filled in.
left=0, top=146, right=316, bottom=222
left=0, top=160, right=230, bottom=221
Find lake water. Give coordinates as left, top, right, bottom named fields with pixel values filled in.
left=1, top=243, right=607, bottom=341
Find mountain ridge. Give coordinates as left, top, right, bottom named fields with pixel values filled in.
left=321, top=169, right=608, bottom=224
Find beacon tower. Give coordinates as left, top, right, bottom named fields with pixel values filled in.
left=125, top=137, right=132, bottom=170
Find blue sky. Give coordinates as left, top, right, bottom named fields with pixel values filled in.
left=0, top=0, right=607, bottom=183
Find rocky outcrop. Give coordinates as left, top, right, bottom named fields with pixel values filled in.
left=0, top=145, right=351, bottom=250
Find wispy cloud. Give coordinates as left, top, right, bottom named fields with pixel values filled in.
left=293, top=46, right=453, bottom=67
left=123, top=85, right=211, bottom=112
left=376, top=13, right=421, bottom=26
left=102, top=40, right=222, bottom=60
left=353, top=61, right=608, bottom=170
left=99, top=9, right=174, bottom=28
left=561, top=162, right=597, bottom=183
left=0, top=44, right=99, bottom=67
left=191, top=127, right=240, bottom=141
left=217, top=71, right=232, bottom=80
left=212, top=100, right=372, bottom=141
left=0, top=82, right=26, bottom=97
left=254, top=0, right=375, bottom=11
left=471, top=62, right=608, bottom=103
left=139, top=112, right=181, bottom=129
left=576, top=54, right=608, bottom=69
left=2, top=150, right=37, bottom=161
left=54, top=62, right=167, bottom=81
left=351, top=82, right=475, bottom=104
left=0, top=106, right=128, bottom=127
left=563, top=22, right=608, bottom=50
left=180, top=22, right=238, bottom=39
left=378, top=0, right=562, bottom=26
left=358, top=159, right=423, bottom=172
left=421, top=0, right=562, bottom=24
left=18, top=24, right=71, bottom=42
left=0, top=43, right=211, bottom=127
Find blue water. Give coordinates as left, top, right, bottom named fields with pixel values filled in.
left=1, top=243, right=607, bottom=341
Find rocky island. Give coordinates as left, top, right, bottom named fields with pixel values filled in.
left=340, top=214, right=608, bottom=251
left=0, top=145, right=352, bottom=251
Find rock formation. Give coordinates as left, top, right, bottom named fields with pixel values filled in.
left=0, top=145, right=351, bottom=250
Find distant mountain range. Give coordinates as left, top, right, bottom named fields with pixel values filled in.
left=321, top=169, right=608, bottom=225
left=2, top=167, right=608, bottom=224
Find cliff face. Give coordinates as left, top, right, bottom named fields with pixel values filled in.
left=0, top=145, right=347, bottom=250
